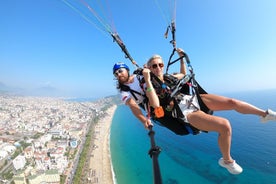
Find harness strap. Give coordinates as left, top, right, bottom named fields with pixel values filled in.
left=120, top=84, right=143, bottom=102
left=166, top=48, right=176, bottom=74
left=169, top=74, right=192, bottom=98
left=111, top=33, right=138, bottom=68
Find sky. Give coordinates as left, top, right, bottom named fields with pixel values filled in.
left=1, top=0, right=276, bottom=98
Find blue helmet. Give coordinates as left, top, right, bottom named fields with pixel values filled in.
left=113, top=62, right=130, bottom=74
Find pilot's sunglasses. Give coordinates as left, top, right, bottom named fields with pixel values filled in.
left=114, top=69, right=124, bottom=77
left=151, top=63, right=164, bottom=69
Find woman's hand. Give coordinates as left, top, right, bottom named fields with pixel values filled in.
left=176, top=48, right=185, bottom=57
left=142, top=68, right=151, bottom=82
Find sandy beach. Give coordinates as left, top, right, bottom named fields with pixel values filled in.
left=87, top=105, right=117, bottom=184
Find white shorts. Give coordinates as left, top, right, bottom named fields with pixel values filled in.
left=177, top=95, right=200, bottom=122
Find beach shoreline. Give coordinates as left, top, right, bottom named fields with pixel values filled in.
left=87, top=105, right=117, bottom=184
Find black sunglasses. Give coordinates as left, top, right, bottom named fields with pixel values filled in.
left=151, top=63, right=164, bottom=69
left=114, top=68, right=124, bottom=77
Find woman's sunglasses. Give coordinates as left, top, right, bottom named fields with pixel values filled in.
left=114, top=68, right=124, bottom=77
left=151, top=63, right=164, bottom=69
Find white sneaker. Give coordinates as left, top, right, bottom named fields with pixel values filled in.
left=260, top=109, right=276, bottom=123
left=218, top=158, right=243, bottom=175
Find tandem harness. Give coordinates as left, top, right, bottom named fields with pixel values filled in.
left=121, top=71, right=213, bottom=136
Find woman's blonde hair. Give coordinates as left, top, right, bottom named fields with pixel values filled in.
left=147, top=54, right=163, bottom=67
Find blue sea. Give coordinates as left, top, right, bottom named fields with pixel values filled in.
left=110, top=90, right=276, bottom=184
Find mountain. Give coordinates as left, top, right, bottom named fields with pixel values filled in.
left=0, top=82, right=16, bottom=94
left=0, top=82, right=62, bottom=97
left=0, top=82, right=8, bottom=91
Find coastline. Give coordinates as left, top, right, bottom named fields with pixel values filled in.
left=87, top=105, right=117, bottom=184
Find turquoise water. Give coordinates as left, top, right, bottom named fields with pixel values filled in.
left=110, top=90, right=276, bottom=184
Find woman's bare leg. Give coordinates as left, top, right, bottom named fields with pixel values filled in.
left=187, top=111, right=233, bottom=162
left=200, top=94, right=267, bottom=117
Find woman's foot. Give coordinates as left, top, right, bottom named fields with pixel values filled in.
left=218, top=158, right=243, bottom=174
left=261, top=109, right=276, bottom=123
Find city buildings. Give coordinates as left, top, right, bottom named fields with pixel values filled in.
left=0, top=94, right=114, bottom=183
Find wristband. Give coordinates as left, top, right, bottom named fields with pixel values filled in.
left=147, top=87, right=153, bottom=92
